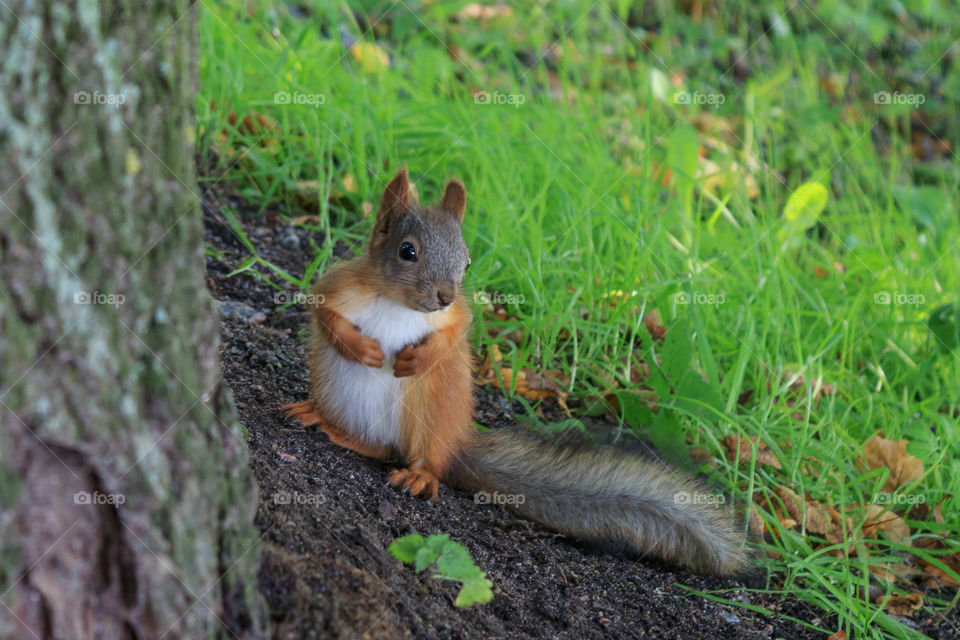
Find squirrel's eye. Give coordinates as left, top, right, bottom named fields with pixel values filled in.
left=398, top=242, right=417, bottom=262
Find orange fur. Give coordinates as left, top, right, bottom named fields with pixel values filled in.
left=396, top=297, right=473, bottom=495
left=284, top=401, right=391, bottom=459
left=310, top=263, right=385, bottom=367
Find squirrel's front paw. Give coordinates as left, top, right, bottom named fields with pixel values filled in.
left=341, top=332, right=385, bottom=368
left=387, top=468, right=439, bottom=500
left=393, top=340, right=434, bottom=377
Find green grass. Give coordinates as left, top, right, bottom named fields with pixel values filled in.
left=198, top=1, right=960, bottom=637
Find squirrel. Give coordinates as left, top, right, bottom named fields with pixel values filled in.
left=285, top=167, right=749, bottom=576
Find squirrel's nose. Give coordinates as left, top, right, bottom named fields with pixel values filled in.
left=436, top=287, right=454, bottom=308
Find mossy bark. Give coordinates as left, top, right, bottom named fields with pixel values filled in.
left=0, top=1, right=264, bottom=637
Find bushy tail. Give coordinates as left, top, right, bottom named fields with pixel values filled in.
left=447, top=429, right=749, bottom=576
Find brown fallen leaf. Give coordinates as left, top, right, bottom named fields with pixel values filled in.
left=748, top=505, right=766, bottom=538
left=861, top=435, right=924, bottom=491
left=863, top=504, right=911, bottom=544
left=876, top=592, right=922, bottom=616
left=775, top=487, right=834, bottom=536
left=723, top=435, right=782, bottom=469
left=826, top=631, right=847, bottom=640
left=913, top=534, right=960, bottom=588
left=476, top=345, right=570, bottom=412
left=642, top=310, right=667, bottom=340
left=226, top=109, right=279, bottom=142
left=278, top=451, right=297, bottom=462
left=289, top=215, right=321, bottom=226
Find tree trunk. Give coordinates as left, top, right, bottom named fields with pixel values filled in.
left=0, top=1, right=264, bottom=638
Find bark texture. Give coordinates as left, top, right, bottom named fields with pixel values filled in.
left=0, top=1, right=264, bottom=638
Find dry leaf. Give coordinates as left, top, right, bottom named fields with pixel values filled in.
left=862, top=436, right=924, bottom=491
left=748, top=505, right=766, bottom=538
left=642, top=310, right=666, bottom=340
left=362, top=202, right=374, bottom=218
left=723, top=435, right=782, bottom=469
left=458, top=3, right=512, bottom=20
left=476, top=345, right=570, bottom=411
left=775, top=487, right=834, bottom=536
left=289, top=215, right=320, bottom=226
left=278, top=451, right=297, bottom=462
left=342, top=173, right=358, bottom=194
left=863, top=504, right=911, bottom=544
left=826, top=631, right=847, bottom=640
left=350, top=41, right=390, bottom=72
left=876, top=592, right=922, bottom=616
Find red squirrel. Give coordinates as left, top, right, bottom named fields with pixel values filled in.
left=286, top=168, right=748, bottom=575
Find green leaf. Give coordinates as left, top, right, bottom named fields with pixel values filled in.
left=390, top=534, right=492, bottom=607
left=414, top=546, right=437, bottom=573
left=661, top=319, right=693, bottom=381
left=893, top=185, right=952, bottom=232
left=617, top=390, right=655, bottom=430
left=437, top=544, right=483, bottom=581
left=424, top=533, right=451, bottom=553
left=387, top=533, right=425, bottom=564
left=649, top=408, right=688, bottom=463
left=455, top=577, right=494, bottom=607
left=777, top=182, right=828, bottom=246
left=674, top=370, right=725, bottom=422
left=928, top=303, right=960, bottom=352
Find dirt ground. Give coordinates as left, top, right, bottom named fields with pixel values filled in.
left=202, top=180, right=955, bottom=639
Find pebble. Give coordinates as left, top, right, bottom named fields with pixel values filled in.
left=219, top=300, right=267, bottom=324
left=378, top=500, right=397, bottom=521
left=719, top=610, right=741, bottom=625
left=279, top=227, right=301, bottom=250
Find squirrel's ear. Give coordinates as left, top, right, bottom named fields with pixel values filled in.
left=375, top=167, right=410, bottom=233
left=441, top=178, right=466, bottom=224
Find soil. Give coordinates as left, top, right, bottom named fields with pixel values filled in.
left=202, top=179, right=956, bottom=640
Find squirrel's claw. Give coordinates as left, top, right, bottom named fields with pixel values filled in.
left=386, top=468, right=439, bottom=500
left=284, top=401, right=328, bottom=428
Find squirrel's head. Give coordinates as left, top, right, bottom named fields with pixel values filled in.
left=367, top=167, right=470, bottom=313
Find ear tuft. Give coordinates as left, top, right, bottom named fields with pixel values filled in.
left=442, top=178, right=467, bottom=223
left=375, top=167, right=410, bottom=233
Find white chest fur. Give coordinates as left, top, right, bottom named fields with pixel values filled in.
left=316, top=296, right=434, bottom=447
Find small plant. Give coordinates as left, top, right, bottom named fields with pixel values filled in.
left=388, top=533, right=493, bottom=607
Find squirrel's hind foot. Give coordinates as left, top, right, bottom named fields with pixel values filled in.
left=387, top=468, right=439, bottom=500
left=284, top=400, right=390, bottom=460
left=284, top=401, right=329, bottom=428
